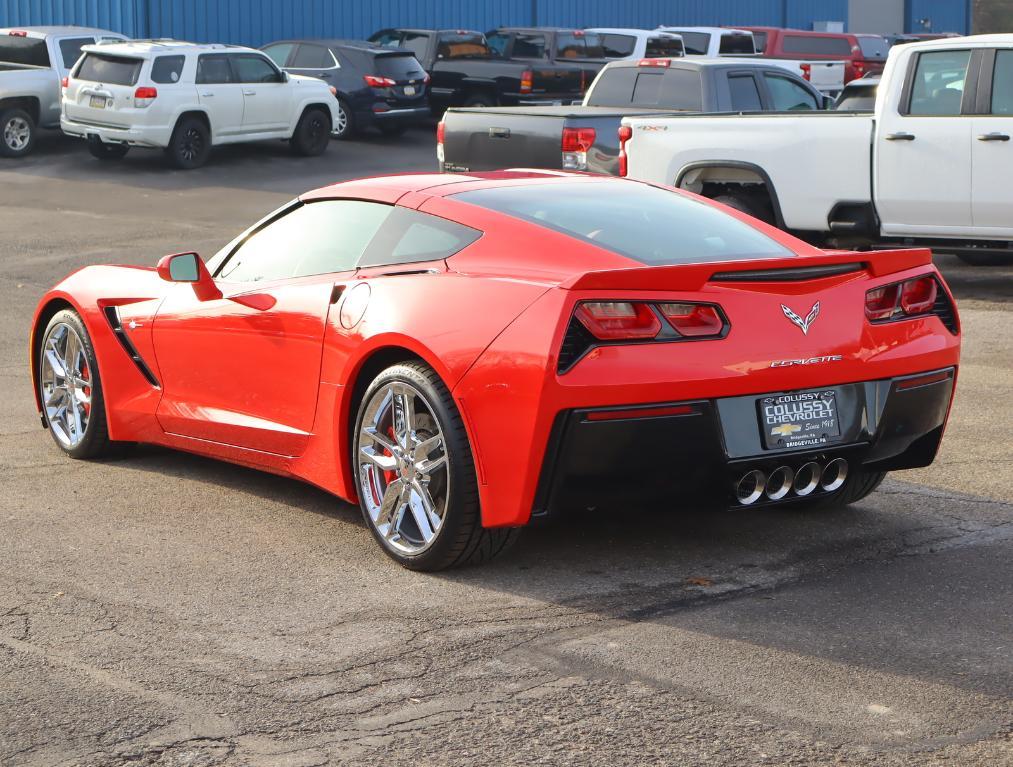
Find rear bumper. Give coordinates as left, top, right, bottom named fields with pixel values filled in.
left=60, top=116, right=171, bottom=148
left=361, top=105, right=430, bottom=123
left=532, top=368, right=955, bottom=516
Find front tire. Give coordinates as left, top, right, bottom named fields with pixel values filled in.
left=38, top=309, right=112, bottom=459
left=165, top=116, right=210, bottom=169
left=291, top=107, right=331, bottom=156
left=0, top=107, right=36, bottom=158
left=353, top=362, right=519, bottom=571
left=88, top=141, right=130, bottom=161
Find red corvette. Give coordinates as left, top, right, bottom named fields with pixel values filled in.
left=30, top=171, right=960, bottom=570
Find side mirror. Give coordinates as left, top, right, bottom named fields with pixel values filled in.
left=282, top=71, right=290, bottom=83
left=156, top=252, right=222, bottom=301
left=824, top=94, right=836, bottom=110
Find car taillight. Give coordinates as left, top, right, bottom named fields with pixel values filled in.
left=865, top=275, right=938, bottom=322
left=658, top=303, right=725, bottom=337
left=561, top=126, right=595, bottom=171
left=363, top=75, right=396, bottom=88
left=575, top=302, right=661, bottom=340
left=520, top=69, right=533, bottom=94
left=436, top=120, right=445, bottom=163
left=133, top=86, right=157, bottom=107
left=800, top=63, right=811, bottom=81
left=617, top=124, right=632, bottom=177
left=638, top=58, right=671, bottom=67
left=853, top=60, right=866, bottom=78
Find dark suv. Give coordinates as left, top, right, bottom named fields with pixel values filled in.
left=262, top=39, right=429, bottom=139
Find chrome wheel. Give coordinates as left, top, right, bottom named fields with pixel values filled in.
left=357, top=382, right=449, bottom=555
left=40, top=322, right=92, bottom=449
left=334, top=103, right=348, bottom=136
left=4, top=116, right=30, bottom=151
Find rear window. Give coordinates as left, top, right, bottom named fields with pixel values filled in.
left=835, top=82, right=877, bottom=111
left=0, top=35, right=50, bottom=67
left=586, top=67, right=702, bottom=110
left=436, top=33, right=490, bottom=60
left=673, top=31, right=709, bottom=56
left=719, top=34, right=756, bottom=55
left=150, top=55, right=185, bottom=84
left=600, top=34, right=636, bottom=59
left=375, top=53, right=426, bottom=79
left=645, top=36, right=684, bottom=58
left=857, top=36, right=889, bottom=59
left=782, top=35, right=853, bottom=56
left=76, top=53, right=143, bottom=85
left=557, top=32, right=604, bottom=59
left=454, top=182, right=791, bottom=266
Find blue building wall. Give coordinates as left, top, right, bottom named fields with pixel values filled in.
left=0, top=0, right=969, bottom=46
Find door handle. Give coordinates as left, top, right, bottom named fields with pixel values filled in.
left=243, top=90, right=256, bottom=96
left=488, top=127, right=510, bottom=138
left=977, top=132, right=1010, bottom=142
left=885, top=132, right=915, bottom=141
left=199, top=92, right=214, bottom=97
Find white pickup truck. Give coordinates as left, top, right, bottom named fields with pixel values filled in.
left=622, top=35, right=1013, bottom=265
left=0, top=25, right=125, bottom=157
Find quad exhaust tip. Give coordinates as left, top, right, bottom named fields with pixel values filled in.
left=734, top=459, right=849, bottom=505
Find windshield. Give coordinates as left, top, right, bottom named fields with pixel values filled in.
left=0, top=35, right=50, bottom=67
left=454, top=182, right=792, bottom=265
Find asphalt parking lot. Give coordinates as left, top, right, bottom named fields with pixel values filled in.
left=1, top=129, right=1011, bottom=766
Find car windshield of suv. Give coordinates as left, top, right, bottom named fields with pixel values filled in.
left=857, top=36, right=889, bottom=59
left=76, top=53, right=143, bottom=85
left=585, top=67, right=703, bottom=109
left=436, top=33, right=490, bottom=59
left=0, top=35, right=50, bottom=67
left=375, top=53, right=426, bottom=79
left=455, top=182, right=792, bottom=265
left=669, top=31, right=709, bottom=55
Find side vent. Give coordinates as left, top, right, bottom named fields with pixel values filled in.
left=103, top=305, right=161, bottom=387
left=931, top=282, right=959, bottom=334
left=557, top=316, right=596, bottom=374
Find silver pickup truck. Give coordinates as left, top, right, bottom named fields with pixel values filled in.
left=0, top=26, right=125, bottom=157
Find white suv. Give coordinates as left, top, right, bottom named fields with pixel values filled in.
left=61, top=40, right=339, bottom=168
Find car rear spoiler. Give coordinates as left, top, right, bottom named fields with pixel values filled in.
left=560, top=248, right=933, bottom=291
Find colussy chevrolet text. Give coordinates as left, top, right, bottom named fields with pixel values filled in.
left=29, top=172, right=960, bottom=570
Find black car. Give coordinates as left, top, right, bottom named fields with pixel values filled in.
left=262, top=39, right=430, bottom=139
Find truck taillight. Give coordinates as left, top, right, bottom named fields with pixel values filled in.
left=133, top=86, right=157, bottom=107
left=8, top=30, right=27, bottom=37
left=638, top=58, right=671, bottom=67
left=61, top=76, right=68, bottom=89
left=575, top=302, right=661, bottom=340
left=800, top=63, right=812, bottom=81
left=436, top=120, right=445, bottom=164
left=865, top=276, right=938, bottom=322
left=363, top=75, right=396, bottom=88
left=853, top=60, right=866, bottom=78
left=520, top=69, right=533, bottom=94
left=561, top=127, right=595, bottom=171
left=617, top=124, right=632, bottom=177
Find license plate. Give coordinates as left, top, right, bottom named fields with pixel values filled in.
left=758, top=389, right=841, bottom=450
left=89, top=95, right=106, bottom=109
left=403, top=85, right=416, bottom=96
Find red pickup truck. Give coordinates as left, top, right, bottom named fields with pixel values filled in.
left=737, top=27, right=889, bottom=83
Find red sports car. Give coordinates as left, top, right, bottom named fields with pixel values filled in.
left=30, top=172, right=960, bottom=570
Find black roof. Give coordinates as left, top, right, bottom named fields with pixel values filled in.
left=263, top=38, right=417, bottom=55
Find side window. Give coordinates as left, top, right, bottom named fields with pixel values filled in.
left=486, top=33, right=509, bottom=56
left=262, top=43, right=295, bottom=68
left=370, top=31, right=402, bottom=48
left=231, top=54, right=283, bottom=83
left=218, top=201, right=394, bottom=282
left=58, top=37, right=94, bottom=69
left=991, top=50, right=1013, bottom=115
left=512, top=34, right=547, bottom=59
left=359, top=207, right=481, bottom=267
left=290, top=44, right=335, bottom=69
left=729, top=74, right=763, bottom=111
left=906, top=49, right=971, bottom=116
left=601, top=34, right=636, bottom=59
left=196, top=54, right=234, bottom=84
left=557, top=33, right=603, bottom=59
left=764, top=74, right=818, bottom=111
left=150, top=55, right=185, bottom=84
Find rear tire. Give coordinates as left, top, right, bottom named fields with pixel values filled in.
left=165, top=116, right=210, bottom=169
left=0, top=107, right=36, bottom=158
left=291, top=107, right=331, bottom=156
left=88, top=141, right=130, bottom=161
left=353, top=361, right=519, bottom=571
left=331, top=98, right=356, bottom=140
left=712, top=192, right=775, bottom=226
left=38, top=309, right=113, bottom=459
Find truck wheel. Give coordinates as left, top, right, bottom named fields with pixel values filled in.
left=165, top=116, right=210, bottom=169
left=291, top=107, right=330, bottom=156
left=332, top=98, right=356, bottom=140
left=0, top=107, right=36, bottom=158
left=712, top=193, right=775, bottom=226
left=87, top=141, right=130, bottom=161
left=463, top=94, right=497, bottom=108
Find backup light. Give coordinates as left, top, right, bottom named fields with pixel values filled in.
left=575, top=301, right=661, bottom=340
left=658, top=303, right=725, bottom=337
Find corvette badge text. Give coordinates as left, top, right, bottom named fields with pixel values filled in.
left=770, top=355, right=843, bottom=368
